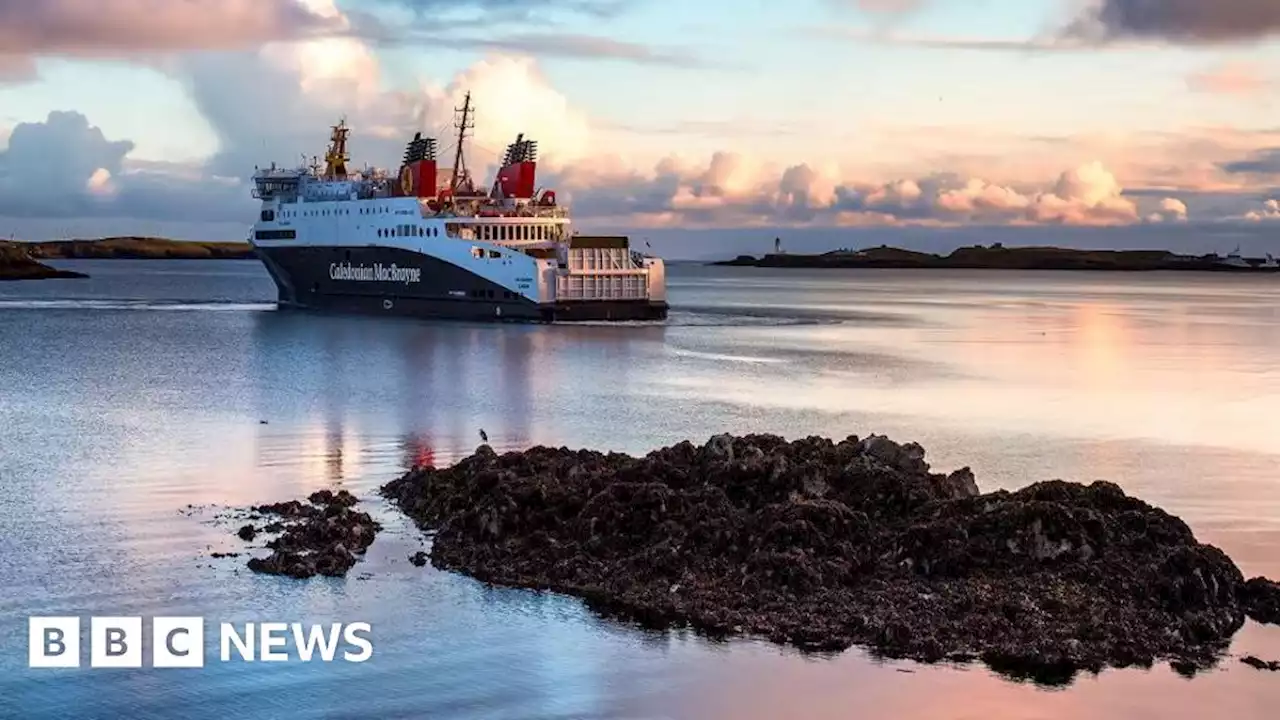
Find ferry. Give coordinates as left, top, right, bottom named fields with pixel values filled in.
left=1218, top=246, right=1252, bottom=269
left=247, top=93, right=668, bottom=322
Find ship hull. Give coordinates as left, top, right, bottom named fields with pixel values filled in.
left=254, top=244, right=668, bottom=323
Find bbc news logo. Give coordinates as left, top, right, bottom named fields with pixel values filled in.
left=29, top=617, right=373, bottom=668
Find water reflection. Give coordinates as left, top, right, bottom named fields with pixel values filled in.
left=3, top=263, right=1280, bottom=719
left=401, top=433, right=437, bottom=469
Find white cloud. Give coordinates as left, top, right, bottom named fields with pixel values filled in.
left=85, top=168, right=115, bottom=195
left=1245, top=198, right=1280, bottom=221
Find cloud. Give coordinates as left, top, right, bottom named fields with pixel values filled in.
left=0, top=0, right=1263, bottom=234
left=0, top=0, right=343, bottom=56
left=0, top=23, right=1225, bottom=235
left=0, top=111, right=134, bottom=217
left=376, top=0, right=627, bottom=18
left=0, top=111, right=250, bottom=223
left=385, top=32, right=708, bottom=67
left=0, top=0, right=690, bottom=72
left=546, top=157, right=1152, bottom=228
left=1245, top=199, right=1280, bottom=222
left=1147, top=197, right=1188, bottom=223
left=1066, top=0, right=1280, bottom=44
left=1187, top=62, right=1270, bottom=95
left=825, top=1, right=1280, bottom=52
left=178, top=42, right=592, bottom=180
left=808, top=27, right=1098, bottom=53
left=1220, top=148, right=1280, bottom=175
left=0, top=55, right=38, bottom=84
left=0, top=100, right=1172, bottom=232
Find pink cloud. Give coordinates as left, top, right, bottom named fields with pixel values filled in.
left=0, top=0, right=340, bottom=57
left=0, top=54, right=37, bottom=83
left=1187, top=62, right=1270, bottom=95
left=546, top=157, right=1156, bottom=228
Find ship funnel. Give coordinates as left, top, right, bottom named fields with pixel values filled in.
left=494, top=134, right=538, bottom=199
left=398, top=132, right=440, bottom=198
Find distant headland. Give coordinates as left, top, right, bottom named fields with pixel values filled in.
left=714, top=244, right=1280, bottom=273
left=23, top=237, right=255, bottom=260
left=0, top=237, right=256, bottom=281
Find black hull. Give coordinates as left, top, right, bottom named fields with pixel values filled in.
left=254, top=244, right=668, bottom=323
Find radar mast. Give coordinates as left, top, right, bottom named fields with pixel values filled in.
left=324, top=118, right=351, bottom=179
left=449, top=93, right=474, bottom=196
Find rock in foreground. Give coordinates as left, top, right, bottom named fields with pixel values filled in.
left=382, top=433, right=1280, bottom=685
left=236, top=490, right=381, bottom=578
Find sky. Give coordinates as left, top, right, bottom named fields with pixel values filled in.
left=3, top=0, right=1280, bottom=257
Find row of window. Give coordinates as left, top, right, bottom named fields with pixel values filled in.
left=475, top=225, right=554, bottom=242
left=274, top=206, right=397, bottom=219
left=255, top=229, right=296, bottom=240
left=372, top=223, right=550, bottom=242
left=380, top=225, right=438, bottom=238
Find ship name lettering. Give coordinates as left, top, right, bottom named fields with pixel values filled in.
left=329, top=262, right=422, bottom=284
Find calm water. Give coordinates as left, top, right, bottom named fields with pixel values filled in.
left=2, top=259, right=1279, bottom=719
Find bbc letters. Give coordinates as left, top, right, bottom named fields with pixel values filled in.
left=29, top=617, right=373, bottom=667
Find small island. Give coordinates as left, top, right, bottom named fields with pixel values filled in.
left=23, top=236, right=255, bottom=260
left=0, top=242, right=88, bottom=281
left=715, top=244, right=1280, bottom=273
left=376, top=434, right=1280, bottom=685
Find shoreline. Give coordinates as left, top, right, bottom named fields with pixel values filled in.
left=20, top=237, right=255, bottom=261
left=713, top=245, right=1280, bottom=273
left=0, top=242, right=89, bottom=281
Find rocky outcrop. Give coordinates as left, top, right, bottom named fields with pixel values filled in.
left=382, top=433, right=1280, bottom=686
left=235, top=490, right=380, bottom=579
left=1242, top=656, right=1280, bottom=671
left=1241, top=577, right=1280, bottom=625
left=0, top=242, right=87, bottom=280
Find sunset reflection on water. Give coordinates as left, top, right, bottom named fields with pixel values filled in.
left=1, top=261, right=1278, bottom=719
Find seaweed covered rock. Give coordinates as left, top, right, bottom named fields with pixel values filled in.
left=1240, top=577, right=1280, bottom=625
left=382, top=434, right=1280, bottom=685
left=236, top=490, right=381, bottom=579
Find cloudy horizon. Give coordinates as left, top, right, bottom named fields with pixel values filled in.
left=3, top=0, right=1280, bottom=259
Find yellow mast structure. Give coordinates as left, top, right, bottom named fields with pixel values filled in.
left=323, top=118, right=350, bottom=179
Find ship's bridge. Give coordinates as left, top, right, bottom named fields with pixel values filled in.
left=301, top=179, right=361, bottom=202
left=253, top=171, right=304, bottom=201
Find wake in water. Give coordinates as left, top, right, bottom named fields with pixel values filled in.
left=567, top=307, right=855, bottom=328
left=668, top=304, right=917, bottom=327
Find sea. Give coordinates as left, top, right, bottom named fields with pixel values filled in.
left=1, top=259, right=1278, bottom=719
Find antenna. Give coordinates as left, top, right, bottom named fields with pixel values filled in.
left=449, top=92, right=474, bottom=197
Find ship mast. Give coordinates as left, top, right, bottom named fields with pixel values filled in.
left=324, top=118, right=350, bottom=179
left=449, top=92, right=474, bottom=196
